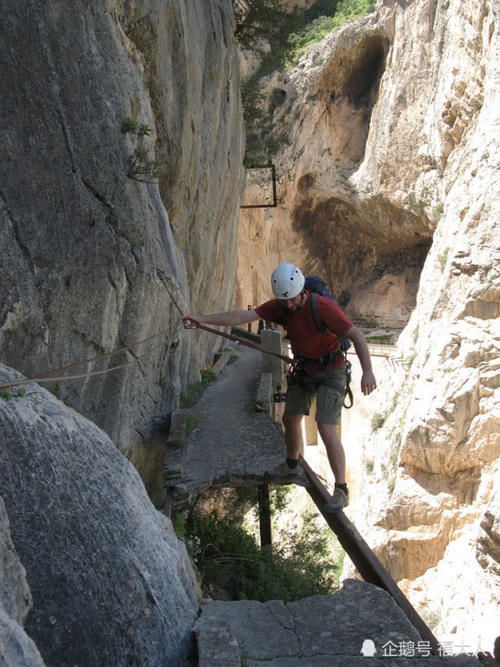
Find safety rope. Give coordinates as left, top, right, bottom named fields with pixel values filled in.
left=160, top=277, right=295, bottom=366
left=182, top=317, right=296, bottom=366
left=0, top=328, right=176, bottom=391
left=0, top=275, right=298, bottom=392
left=0, top=274, right=192, bottom=392
left=3, top=361, right=137, bottom=387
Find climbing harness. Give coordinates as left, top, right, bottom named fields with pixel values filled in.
left=285, top=353, right=353, bottom=409
left=183, top=317, right=354, bottom=407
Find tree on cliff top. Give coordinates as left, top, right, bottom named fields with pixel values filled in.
left=233, top=0, right=301, bottom=54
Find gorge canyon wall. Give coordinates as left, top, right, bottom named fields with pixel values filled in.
left=359, top=0, right=499, bottom=646
left=0, top=0, right=245, bottom=502
left=0, top=0, right=498, bottom=661
left=237, top=0, right=499, bottom=651
left=0, top=0, right=243, bottom=663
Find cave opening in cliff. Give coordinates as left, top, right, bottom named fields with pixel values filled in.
left=292, top=195, right=434, bottom=329
left=343, top=35, right=389, bottom=110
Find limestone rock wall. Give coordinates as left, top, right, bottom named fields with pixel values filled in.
left=348, top=0, right=499, bottom=651
left=236, top=0, right=499, bottom=652
left=0, top=0, right=245, bottom=497
left=237, top=8, right=431, bottom=325
left=0, top=495, right=46, bottom=666
left=0, top=363, right=200, bottom=666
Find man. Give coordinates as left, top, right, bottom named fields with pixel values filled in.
left=184, top=263, right=376, bottom=512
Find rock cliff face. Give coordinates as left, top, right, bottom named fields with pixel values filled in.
left=0, top=0, right=245, bottom=499
left=0, top=496, right=45, bottom=666
left=237, top=0, right=499, bottom=652
left=237, top=10, right=432, bottom=327
left=0, top=363, right=200, bottom=666
left=0, top=0, right=498, bottom=660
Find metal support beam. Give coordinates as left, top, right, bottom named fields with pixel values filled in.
left=299, top=456, right=440, bottom=656
left=258, top=484, right=272, bottom=548
left=240, top=164, right=277, bottom=208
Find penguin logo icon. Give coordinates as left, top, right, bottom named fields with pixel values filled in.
left=361, top=639, right=377, bottom=657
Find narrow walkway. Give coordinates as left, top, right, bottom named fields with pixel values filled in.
left=166, top=340, right=478, bottom=665
left=168, top=342, right=288, bottom=505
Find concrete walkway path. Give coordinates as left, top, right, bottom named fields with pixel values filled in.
left=165, top=342, right=478, bottom=667
left=166, top=342, right=292, bottom=507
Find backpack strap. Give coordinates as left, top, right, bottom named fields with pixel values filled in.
left=310, top=292, right=351, bottom=352
left=311, top=292, right=353, bottom=408
left=310, top=292, right=327, bottom=335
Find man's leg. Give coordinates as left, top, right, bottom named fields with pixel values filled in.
left=315, top=375, right=349, bottom=511
left=265, top=413, right=304, bottom=479
left=317, top=422, right=345, bottom=484
left=279, top=375, right=312, bottom=469
left=282, top=413, right=304, bottom=462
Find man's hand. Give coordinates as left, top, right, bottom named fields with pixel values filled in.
left=182, top=309, right=259, bottom=328
left=182, top=316, right=200, bottom=329
left=361, top=370, right=377, bottom=395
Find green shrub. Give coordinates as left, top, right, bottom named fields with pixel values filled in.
left=180, top=370, right=217, bottom=409
left=0, top=388, right=26, bottom=400
left=286, top=0, right=375, bottom=65
left=185, top=413, right=200, bottom=435
left=121, top=117, right=138, bottom=133
left=127, top=148, right=167, bottom=183
left=200, top=369, right=217, bottom=384
left=121, top=117, right=152, bottom=136
left=233, top=0, right=302, bottom=55
left=184, top=508, right=341, bottom=603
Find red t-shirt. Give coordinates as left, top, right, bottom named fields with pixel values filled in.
left=255, top=292, right=352, bottom=365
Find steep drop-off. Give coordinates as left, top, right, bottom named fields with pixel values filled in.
left=236, top=0, right=499, bottom=651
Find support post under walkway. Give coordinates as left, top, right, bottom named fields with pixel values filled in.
left=258, top=484, right=272, bottom=548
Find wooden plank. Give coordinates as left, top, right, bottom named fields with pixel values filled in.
left=299, top=456, right=440, bottom=656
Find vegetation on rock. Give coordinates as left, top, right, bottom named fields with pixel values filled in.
left=237, top=0, right=376, bottom=165
left=177, top=489, right=343, bottom=603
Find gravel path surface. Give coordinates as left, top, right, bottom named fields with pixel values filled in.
left=179, top=342, right=288, bottom=492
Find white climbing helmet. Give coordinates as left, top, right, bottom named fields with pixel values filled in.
left=271, top=263, right=305, bottom=299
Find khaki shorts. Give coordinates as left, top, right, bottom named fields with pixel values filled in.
left=284, top=365, right=347, bottom=425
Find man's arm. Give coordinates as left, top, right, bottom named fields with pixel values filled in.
left=185, top=309, right=260, bottom=328
left=345, top=326, right=377, bottom=396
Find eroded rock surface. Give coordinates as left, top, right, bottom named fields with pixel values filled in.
left=0, top=495, right=45, bottom=666
left=236, top=0, right=499, bottom=653
left=0, top=363, right=200, bottom=666
left=0, top=0, right=245, bottom=499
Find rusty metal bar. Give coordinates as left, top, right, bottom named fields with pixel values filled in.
left=299, top=456, right=440, bottom=656
left=240, top=164, right=278, bottom=208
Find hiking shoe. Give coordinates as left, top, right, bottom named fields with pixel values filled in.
left=265, top=461, right=299, bottom=478
left=324, top=488, right=349, bottom=513
left=264, top=461, right=310, bottom=487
